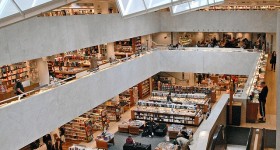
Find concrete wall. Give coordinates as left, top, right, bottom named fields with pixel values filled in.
left=160, top=50, right=259, bottom=75
left=160, top=11, right=277, bottom=33
left=0, top=50, right=259, bottom=150
left=0, top=13, right=160, bottom=66
left=0, top=11, right=277, bottom=67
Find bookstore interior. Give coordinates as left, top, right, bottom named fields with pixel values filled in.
left=0, top=32, right=270, bottom=150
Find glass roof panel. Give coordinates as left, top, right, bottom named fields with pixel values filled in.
left=172, top=2, right=190, bottom=14
left=200, top=0, right=208, bottom=6
left=143, top=0, right=171, bottom=9
left=14, top=0, right=52, bottom=11
left=189, top=0, right=199, bottom=9
left=0, top=0, right=19, bottom=19
left=117, top=0, right=145, bottom=16
left=208, top=0, right=215, bottom=4
left=215, top=0, right=224, bottom=2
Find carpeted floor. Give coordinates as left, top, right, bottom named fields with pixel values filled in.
left=264, top=129, right=276, bottom=148
left=226, top=126, right=250, bottom=145
left=109, top=132, right=167, bottom=150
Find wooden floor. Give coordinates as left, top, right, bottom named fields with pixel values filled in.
left=240, top=55, right=277, bottom=130
left=264, top=56, right=277, bottom=115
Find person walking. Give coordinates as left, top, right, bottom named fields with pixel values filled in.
left=270, top=51, right=276, bottom=72
left=258, top=82, right=268, bottom=123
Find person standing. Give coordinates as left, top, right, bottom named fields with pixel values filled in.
left=270, top=51, right=276, bottom=72
left=167, top=91, right=173, bottom=103
left=54, top=137, right=62, bottom=150
left=197, top=73, right=203, bottom=85
left=258, top=82, right=268, bottom=123
left=0, top=80, right=7, bottom=94
left=15, top=79, right=26, bottom=97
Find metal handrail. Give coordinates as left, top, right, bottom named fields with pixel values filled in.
left=0, top=47, right=255, bottom=107
left=209, top=125, right=226, bottom=150
left=0, top=48, right=153, bottom=106
left=246, top=128, right=254, bottom=150
left=260, top=128, right=265, bottom=150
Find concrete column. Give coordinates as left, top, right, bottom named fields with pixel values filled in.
left=276, top=11, right=280, bottom=150
left=37, top=58, right=50, bottom=86
left=107, top=42, right=115, bottom=59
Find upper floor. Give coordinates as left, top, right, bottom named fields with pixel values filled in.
left=0, top=10, right=278, bottom=67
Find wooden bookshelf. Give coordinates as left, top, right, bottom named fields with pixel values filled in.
left=138, top=79, right=151, bottom=99
left=64, top=117, right=94, bottom=142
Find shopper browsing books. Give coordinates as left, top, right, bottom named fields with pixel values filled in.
left=167, top=92, right=173, bottom=103
left=176, top=131, right=190, bottom=150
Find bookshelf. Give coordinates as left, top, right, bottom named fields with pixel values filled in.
left=150, top=91, right=211, bottom=113
left=119, top=87, right=138, bottom=112
left=131, top=106, right=203, bottom=126
left=104, top=100, right=121, bottom=121
left=0, top=62, right=29, bottom=88
left=64, top=117, right=93, bottom=142
left=138, top=79, right=151, bottom=99
left=135, top=37, right=142, bottom=52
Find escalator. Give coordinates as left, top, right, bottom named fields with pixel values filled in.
left=209, top=126, right=276, bottom=150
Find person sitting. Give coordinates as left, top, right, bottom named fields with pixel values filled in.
left=126, top=135, right=135, bottom=144
left=142, top=122, right=151, bottom=137
left=146, top=119, right=158, bottom=137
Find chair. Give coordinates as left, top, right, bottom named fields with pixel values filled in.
left=154, top=123, right=167, bottom=137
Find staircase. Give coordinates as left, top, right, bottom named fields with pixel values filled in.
left=209, top=126, right=276, bottom=150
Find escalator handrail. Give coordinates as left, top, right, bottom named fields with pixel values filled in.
left=209, top=124, right=224, bottom=150
left=246, top=127, right=254, bottom=150
left=260, top=128, right=265, bottom=150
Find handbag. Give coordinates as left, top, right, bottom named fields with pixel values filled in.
left=270, top=59, right=272, bottom=64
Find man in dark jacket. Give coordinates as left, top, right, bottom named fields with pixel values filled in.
left=259, top=82, right=268, bottom=123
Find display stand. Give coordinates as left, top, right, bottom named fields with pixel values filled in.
left=131, top=104, right=203, bottom=126
left=150, top=91, right=211, bottom=113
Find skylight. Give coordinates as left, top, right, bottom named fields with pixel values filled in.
left=0, top=0, right=53, bottom=19
left=171, top=0, right=224, bottom=15
left=116, top=0, right=224, bottom=17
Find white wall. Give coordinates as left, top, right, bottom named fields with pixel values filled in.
left=160, top=11, right=277, bottom=33
left=0, top=13, right=161, bottom=66
left=0, top=50, right=259, bottom=150
left=0, top=11, right=277, bottom=67
left=160, top=50, right=259, bottom=75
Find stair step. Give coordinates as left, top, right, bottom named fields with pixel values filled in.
left=227, top=144, right=246, bottom=150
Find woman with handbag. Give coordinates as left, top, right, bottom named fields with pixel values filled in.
left=270, top=51, right=276, bottom=72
